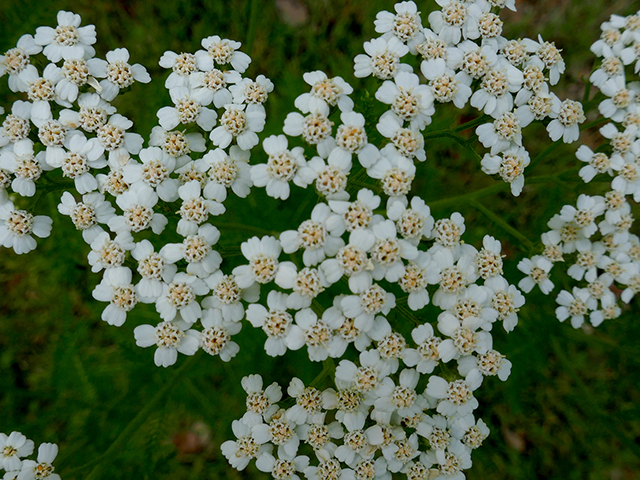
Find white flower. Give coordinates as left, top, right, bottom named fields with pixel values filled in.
left=376, top=111, right=425, bottom=161
left=0, top=201, right=52, bottom=254
left=575, top=145, right=614, bottom=182
left=476, top=111, right=523, bottom=154
left=374, top=368, right=425, bottom=422
left=87, top=230, right=133, bottom=272
left=177, top=180, right=225, bottom=236
left=329, top=111, right=380, bottom=170
left=279, top=203, right=345, bottom=267
left=517, top=255, right=554, bottom=294
left=59, top=92, right=115, bottom=133
left=197, top=36, right=251, bottom=72
left=252, top=135, right=314, bottom=200
left=155, top=272, right=209, bottom=324
left=202, top=146, right=252, bottom=202
left=159, top=51, right=205, bottom=89
left=523, top=35, right=565, bottom=85
left=341, top=284, right=396, bottom=332
left=354, top=36, right=410, bottom=80
left=149, top=126, right=206, bottom=164
left=421, top=58, right=472, bottom=108
left=284, top=111, right=334, bottom=152
left=88, top=47, right=151, bottom=101
left=160, top=223, right=222, bottom=278
left=34, top=10, right=97, bottom=62
left=425, top=369, right=482, bottom=417
left=16, top=442, right=60, bottom=480
left=0, top=431, right=34, bottom=472
left=122, top=146, right=179, bottom=202
left=428, top=0, right=486, bottom=44
left=555, top=287, right=596, bottom=328
left=375, top=1, right=423, bottom=44
left=0, top=140, right=51, bottom=197
left=95, top=114, right=143, bottom=167
left=57, top=191, right=114, bottom=243
left=485, top=276, right=525, bottom=332
left=55, top=133, right=105, bottom=193
left=221, top=415, right=265, bottom=470
left=203, top=271, right=258, bottom=322
left=307, top=156, right=350, bottom=200
left=246, top=291, right=300, bottom=357
left=200, top=308, right=242, bottom=361
left=131, top=239, right=178, bottom=300
left=157, top=86, right=217, bottom=131
left=547, top=99, right=585, bottom=143
left=274, top=264, right=329, bottom=310
left=295, top=71, right=354, bottom=115
left=598, top=76, right=637, bottom=122
left=375, top=71, right=434, bottom=130
left=189, top=67, right=240, bottom=108
left=403, top=324, right=441, bottom=373
left=108, top=184, right=167, bottom=235
left=256, top=449, right=310, bottom=480
left=210, top=104, right=265, bottom=150
left=241, top=374, right=282, bottom=422
left=470, top=61, right=524, bottom=118
left=0, top=101, right=32, bottom=147
left=134, top=320, right=200, bottom=367
left=92, top=266, right=139, bottom=326
left=558, top=194, right=606, bottom=238
left=230, top=75, right=274, bottom=106
left=387, top=196, right=434, bottom=245
left=233, top=235, right=283, bottom=289
left=287, top=308, right=346, bottom=362
left=0, top=34, right=42, bottom=93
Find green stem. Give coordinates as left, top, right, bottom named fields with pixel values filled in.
left=63, top=353, right=200, bottom=479
left=454, top=115, right=490, bottom=133
left=309, top=358, right=336, bottom=389
left=423, top=130, right=484, bottom=163
left=470, top=200, right=534, bottom=251
left=245, top=0, right=260, bottom=56
left=214, top=221, right=279, bottom=237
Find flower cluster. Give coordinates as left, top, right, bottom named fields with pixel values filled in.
left=222, top=370, right=496, bottom=480
left=0, top=432, right=59, bottom=480
left=519, top=8, right=640, bottom=328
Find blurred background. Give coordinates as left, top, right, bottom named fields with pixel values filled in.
left=1, top=0, right=639, bottom=479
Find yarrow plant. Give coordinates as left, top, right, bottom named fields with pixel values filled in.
left=1, top=2, right=639, bottom=479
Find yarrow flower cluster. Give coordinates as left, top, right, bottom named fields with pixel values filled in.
left=2, top=2, right=636, bottom=479
left=0, top=431, right=59, bottom=480
left=519, top=7, right=640, bottom=329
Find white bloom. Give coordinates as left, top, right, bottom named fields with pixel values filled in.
left=0, top=101, right=32, bottom=147
left=555, top=287, right=596, bottom=328
left=0, top=431, right=34, bottom=472
left=295, top=71, right=354, bottom=115
left=155, top=272, right=209, bottom=324
left=279, top=203, right=345, bottom=267
left=275, top=264, right=329, bottom=310
left=230, top=75, right=274, bottom=106
left=92, top=266, right=139, bottom=326
left=470, top=61, right=524, bottom=118
left=203, top=271, right=259, bottom=322
left=161, top=223, right=221, bottom=278
left=0, top=34, right=41, bottom=92
left=122, top=146, right=179, bottom=202
left=34, top=11, right=96, bottom=62
left=210, top=103, right=265, bottom=150
left=547, top=99, right=585, bottom=143
left=246, top=291, right=300, bottom=357
left=131, top=239, right=178, bottom=300
left=108, top=184, right=167, bottom=235
left=428, top=0, right=486, bottom=44
left=89, top=47, right=151, bottom=101
left=202, top=146, right=252, bottom=202
left=94, top=114, right=143, bottom=167
left=87, top=230, right=134, bottom=273
left=134, top=319, right=199, bottom=367
left=157, top=86, right=217, bottom=131
left=0, top=201, right=52, bottom=254
left=221, top=415, right=266, bottom=470
left=354, top=36, right=410, bottom=80
left=189, top=67, right=240, bottom=108
left=200, top=308, right=242, bottom=362
left=198, top=36, right=251, bottom=72
left=517, top=255, right=554, bottom=294
left=476, top=111, right=523, bottom=154
left=177, top=180, right=225, bottom=236
left=233, top=235, right=283, bottom=289
left=149, top=126, right=206, bottom=164
left=159, top=51, right=205, bottom=89
left=421, top=58, right=472, bottom=108
left=375, top=1, right=423, bottom=45
left=16, top=442, right=60, bottom=480
left=375, top=71, right=434, bottom=130
left=376, top=111, right=425, bottom=161
left=342, top=284, right=396, bottom=333
left=425, top=369, right=482, bottom=417
left=287, top=308, right=345, bottom=362
left=57, top=191, right=115, bottom=243
left=558, top=194, right=606, bottom=238
left=0, top=140, right=51, bottom=197
left=523, top=35, right=565, bottom=85
left=252, top=135, right=314, bottom=200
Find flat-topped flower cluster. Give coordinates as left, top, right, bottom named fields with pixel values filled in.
left=2, top=0, right=635, bottom=478
left=518, top=8, right=640, bottom=329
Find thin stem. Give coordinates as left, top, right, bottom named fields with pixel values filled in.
left=423, top=130, right=484, bottom=164
left=470, top=200, right=535, bottom=251
left=245, top=0, right=260, bottom=56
